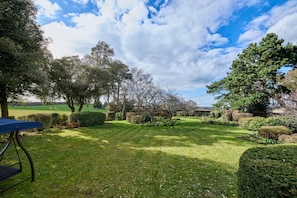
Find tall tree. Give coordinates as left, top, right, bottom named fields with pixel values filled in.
left=83, top=41, right=115, bottom=104
left=108, top=60, right=131, bottom=115
left=48, top=56, right=91, bottom=112
left=207, top=33, right=296, bottom=113
left=0, top=0, right=48, bottom=117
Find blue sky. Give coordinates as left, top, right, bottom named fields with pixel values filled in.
left=34, top=0, right=297, bottom=106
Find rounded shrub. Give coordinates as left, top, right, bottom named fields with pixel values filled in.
left=258, top=126, right=291, bottom=140
left=238, top=145, right=297, bottom=198
left=70, top=111, right=106, bottom=127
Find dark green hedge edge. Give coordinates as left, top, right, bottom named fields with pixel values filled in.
left=70, top=111, right=106, bottom=127
left=238, top=145, right=297, bottom=198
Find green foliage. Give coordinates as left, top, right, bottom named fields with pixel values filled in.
left=209, top=110, right=223, bottom=118
left=207, top=33, right=296, bottom=112
left=105, top=111, right=115, bottom=120
left=201, top=117, right=239, bottom=127
left=93, top=100, right=103, bottom=108
left=238, top=145, right=297, bottom=198
left=115, top=112, right=124, bottom=120
left=70, top=111, right=105, bottom=127
left=279, top=116, right=297, bottom=133
left=240, top=116, right=297, bottom=132
left=232, top=111, right=253, bottom=122
left=18, top=113, right=53, bottom=129
left=258, top=126, right=291, bottom=140
left=51, top=113, right=68, bottom=126
left=0, top=0, right=48, bottom=117
left=143, top=117, right=177, bottom=127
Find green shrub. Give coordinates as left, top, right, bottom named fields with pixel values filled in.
left=239, top=117, right=255, bottom=129
left=126, top=112, right=137, bottom=123
left=258, top=126, right=291, bottom=140
left=51, top=113, right=69, bottom=126
left=70, top=111, right=105, bottom=127
left=232, top=112, right=253, bottom=122
left=18, top=113, right=53, bottom=129
left=209, top=110, right=223, bottom=118
left=238, top=145, right=297, bottom=198
left=279, top=116, right=297, bottom=133
left=262, top=116, right=285, bottom=126
left=105, top=111, right=115, bottom=120
left=247, top=116, right=266, bottom=131
left=154, top=117, right=176, bottom=126
left=223, top=110, right=233, bottom=121
left=115, top=112, right=124, bottom=120
left=130, top=115, right=142, bottom=124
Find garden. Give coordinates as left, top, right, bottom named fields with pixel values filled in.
left=0, top=105, right=296, bottom=197
left=0, top=107, right=256, bottom=197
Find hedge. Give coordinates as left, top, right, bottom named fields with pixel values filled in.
left=18, top=113, right=53, bottom=129
left=258, top=126, right=291, bottom=140
left=70, top=111, right=106, bottom=127
left=238, top=145, right=297, bottom=198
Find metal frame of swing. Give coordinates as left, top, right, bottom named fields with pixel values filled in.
left=0, top=130, right=35, bottom=193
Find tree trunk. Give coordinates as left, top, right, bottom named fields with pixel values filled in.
left=0, top=88, right=9, bottom=118
left=66, top=97, right=75, bottom=113
left=78, top=100, right=84, bottom=112
left=0, top=98, right=9, bottom=118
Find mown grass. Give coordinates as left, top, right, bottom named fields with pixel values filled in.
left=0, top=117, right=257, bottom=197
left=8, top=104, right=105, bottom=117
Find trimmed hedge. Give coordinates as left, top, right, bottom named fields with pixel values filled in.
left=258, top=126, right=291, bottom=140
left=238, top=145, right=297, bottom=198
left=70, top=111, right=106, bottom=127
left=232, top=111, right=253, bottom=122
left=18, top=113, right=53, bottom=129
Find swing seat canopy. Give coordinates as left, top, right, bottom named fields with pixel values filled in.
left=0, top=118, right=42, bottom=133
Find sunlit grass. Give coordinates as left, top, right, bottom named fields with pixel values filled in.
left=8, top=104, right=105, bottom=118
left=0, top=117, right=257, bottom=197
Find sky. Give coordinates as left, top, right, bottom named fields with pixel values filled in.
left=34, top=0, right=297, bottom=107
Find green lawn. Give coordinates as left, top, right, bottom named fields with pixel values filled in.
left=8, top=104, right=105, bottom=117
left=0, top=117, right=257, bottom=197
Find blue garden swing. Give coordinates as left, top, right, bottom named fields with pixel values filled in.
left=0, top=118, right=42, bottom=192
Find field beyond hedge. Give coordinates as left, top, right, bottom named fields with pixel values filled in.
left=0, top=115, right=258, bottom=197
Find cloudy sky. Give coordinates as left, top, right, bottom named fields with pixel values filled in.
left=34, top=0, right=297, bottom=106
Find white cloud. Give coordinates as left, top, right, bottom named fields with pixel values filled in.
left=72, top=0, right=89, bottom=4
left=36, top=0, right=297, bottom=106
left=35, top=0, right=61, bottom=18
left=239, top=0, right=297, bottom=45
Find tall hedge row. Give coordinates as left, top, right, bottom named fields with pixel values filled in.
left=238, top=145, right=297, bottom=198
left=70, top=111, right=106, bottom=127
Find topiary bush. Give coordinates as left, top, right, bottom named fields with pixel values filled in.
left=258, top=126, right=291, bottom=140
left=238, top=145, right=297, bottom=198
left=70, top=111, right=105, bottom=127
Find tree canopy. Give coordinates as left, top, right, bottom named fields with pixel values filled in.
left=207, top=33, right=297, bottom=113
left=0, top=0, right=48, bottom=117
